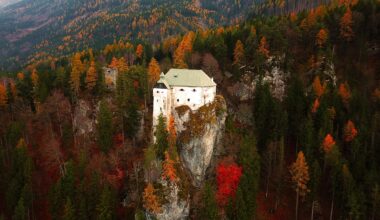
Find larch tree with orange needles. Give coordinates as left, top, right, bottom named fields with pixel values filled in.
left=0, top=84, right=7, bottom=107
left=109, top=57, right=118, bottom=69
left=143, top=183, right=162, bottom=214
left=136, top=44, right=144, bottom=59
left=338, top=82, right=351, bottom=105
left=70, top=52, right=84, bottom=95
left=344, top=120, right=358, bottom=142
left=162, top=151, right=177, bottom=183
left=233, top=40, right=245, bottom=66
left=340, top=8, right=354, bottom=42
left=322, top=134, right=336, bottom=154
left=85, top=61, right=97, bottom=90
left=312, top=76, right=325, bottom=98
left=148, top=58, right=161, bottom=87
left=311, top=98, right=320, bottom=113
left=117, top=57, right=128, bottom=73
left=316, top=28, right=328, bottom=48
left=258, top=37, right=270, bottom=58
left=290, top=151, right=310, bottom=220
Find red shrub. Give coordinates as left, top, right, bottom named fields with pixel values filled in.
left=216, top=163, right=242, bottom=207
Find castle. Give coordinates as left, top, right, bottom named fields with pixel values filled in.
left=153, top=69, right=217, bottom=126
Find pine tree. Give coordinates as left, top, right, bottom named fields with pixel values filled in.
left=200, top=183, right=218, bottom=220
left=13, top=197, right=26, bottom=220
left=86, top=61, right=97, bottom=91
left=238, top=136, right=260, bottom=218
left=63, top=198, right=75, bottom=220
left=290, top=151, right=310, bottom=220
left=96, top=185, right=114, bottom=220
left=154, top=114, right=168, bottom=160
left=97, top=100, right=113, bottom=153
left=31, top=69, right=39, bottom=88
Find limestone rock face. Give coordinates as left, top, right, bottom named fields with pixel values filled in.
left=150, top=181, right=190, bottom=220
left=73, top=99, right=95, bottom=136
left=174, top=96, right=227, bottom=186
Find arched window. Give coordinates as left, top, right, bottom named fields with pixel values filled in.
left=193, top=89, right=196, bottom=92
left=177, top=99, right=179, bottom=102
left=180, top=89, right=184, bottom=91
left=187, top=98, right=190, bottom=102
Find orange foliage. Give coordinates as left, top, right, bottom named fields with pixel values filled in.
left=17, top=72, right=25, bottom=80
left=85, top=61, right=97, bottom=90
left=344, top=120, right=358, bottom=142
left=173, top=32, right=195, bottom=68
left=338, top=82, right=351, bottom=105
left=258, top=37, right=270, bottom=58
left=300, top=10, right=317, bottom=30
left=373, top=88, right=380, bottom=101
left=70, top=52, right=84, bottom=94
left=0, top=84, right=7, bottom=107
left=136, top=44, right=144, bottom=59
left=290, top=12, right=297, bottom=22
left=109, top=57, right=118, bottom=69
left=322, top=134, right=336, bottom=153
left=289, top=151, right=310, bottom=198
left=340, top=8, right=354, bottom=42
left=311, top=99, right=320, bottom=113
left=148, top=58, right=161, bottom=86
left=233, top=40, right=245, bottom=66
left=31, top=69, right=39, bottom=87
left=117, top=57, right=128, bottom=73
left=312, top=76, right=325, bottom=97
left=162, top=151, right=177, bottom=182
left=143, top=183, right=162, bottom=214
left=316, top=28, right=328, bottom=47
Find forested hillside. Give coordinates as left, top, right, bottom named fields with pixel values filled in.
left=0, top=0, right=379, bottom=219
left=0, top=0, right=255, bottom=71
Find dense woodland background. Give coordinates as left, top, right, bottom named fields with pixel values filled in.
left=0, top=0, right=380, bottom=219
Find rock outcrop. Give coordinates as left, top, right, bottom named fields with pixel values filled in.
left=73, top=99, right=95, bottom=136
left=174, top=95, right=227, bottom=186
left=152, top=180, right=190, bottom=220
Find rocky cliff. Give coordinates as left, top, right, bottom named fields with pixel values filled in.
left=174, top=95, right=227, bottom=187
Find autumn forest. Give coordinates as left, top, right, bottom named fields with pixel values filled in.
left=0, top=0, right=379, bottom=219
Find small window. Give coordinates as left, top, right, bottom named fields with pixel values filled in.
left=156, top=99, right=158, bottom=102
left=193, top=89, right=196, bottom=92
left=156, top=91, right=159, bottom=93
left=177, top=99, right=179, bottom=102
left=160, top=107, right=162, bottom=111
left=187, top=98, right=190, bottom=102
left=180, top=89, right=184, bottom=91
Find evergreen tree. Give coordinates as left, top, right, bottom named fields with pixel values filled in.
left=97, top=100, right=113, bottom=153
left=154, top=114, right=168, bottom=160
left=96, top=185, right=115, bottom=220
left=237, top=135, right=260, bottom=219
left=12, top=197, right=26, bottom=220
left=63, top=198, right=75, bottom=220
left=200, top=183, right=218, bottom=220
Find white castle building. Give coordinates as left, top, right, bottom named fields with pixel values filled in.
left=153, top=69, right=217, bottom=126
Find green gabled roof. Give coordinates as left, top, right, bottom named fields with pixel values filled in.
left=159, top=69, right=216, bottom=87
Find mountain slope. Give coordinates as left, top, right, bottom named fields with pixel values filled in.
left=0, top=0, right=255, bottom=71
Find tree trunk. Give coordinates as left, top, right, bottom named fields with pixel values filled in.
left=296, top=190, right=299, bottom=220
left=330, top=189, right=334, bottom=220
left=311, top=200, right=315, bottom=220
